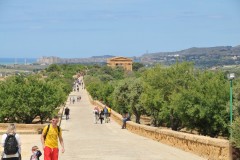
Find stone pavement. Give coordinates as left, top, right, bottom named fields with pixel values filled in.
left=19, top=80, right=206, bottom=160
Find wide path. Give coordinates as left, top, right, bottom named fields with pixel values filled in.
left=18, top=78, right=206, bottom=160
left=58, top=81, right=206, bottom=160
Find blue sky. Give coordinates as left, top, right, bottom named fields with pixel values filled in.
left=0, top=0, right=239, bottom=58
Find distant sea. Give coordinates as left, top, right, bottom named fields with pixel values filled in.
left=0, top=58, right=37, bottom=65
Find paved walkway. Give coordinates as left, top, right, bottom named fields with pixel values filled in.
left=20, top=79, right=206, bottom=160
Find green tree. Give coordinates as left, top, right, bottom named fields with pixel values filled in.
left=0, top=75, right=67, bottom=124
left=84, top=76, right=102, bottom=100
left=113, top=78, right=145, bottom=123
left=141, top=62, right=195, bottom=130
left=171, top=71, right=229, bottom=137
left=128, top=78, right=145, bottom=123
left=46, top=64, right=62, bottom=73
left=132, top=62, right=145, bottom=71
left=141, top=65, right=166, bottom=126
left=232, top=117, right=240, bottom=148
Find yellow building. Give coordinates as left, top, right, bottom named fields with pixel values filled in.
left=107, top=57, right=133, bottom=71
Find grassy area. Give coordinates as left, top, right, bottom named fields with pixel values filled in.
left=0, top=64, right=48, bottom=74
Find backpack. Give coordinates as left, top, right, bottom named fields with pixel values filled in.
left=4, top=133, right=18, bottom=155
left=103, top=107, right=108, bottom=114
left=44, top=124, right=60, bottom=140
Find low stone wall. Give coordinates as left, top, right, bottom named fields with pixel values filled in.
left=89, top=96, right=231, bottom=160
left=0, top=106, right=65, bottom=135
left=0, top=123, right=45, bottom=134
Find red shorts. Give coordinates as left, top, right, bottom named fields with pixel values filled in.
left=44, top=146, right=59, bottom=160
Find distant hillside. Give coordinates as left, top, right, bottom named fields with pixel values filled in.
left=37, top=45, right=240, bottom=68
left=91, top=55, right=114, bottom=59
left=140, top=45, right=240, bottom=68
left=142, top=46, right=240, bottom=57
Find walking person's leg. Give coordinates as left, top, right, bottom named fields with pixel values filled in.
left=97, top=113, right=99, bottom=122
left=108, top=113, right=111, bottom=122
left=44, top=146, right=52, bottom=160
left=107, top=113, right=110, bottom=123
left=51, top=148, right=59, bottom=160
left=122, top=118, right=126, bottom=129
left=104, top=114, right=107, bottom=123
left=94, top=114, right=97, bottom=123
left=95, top=114, right=98, bottom=124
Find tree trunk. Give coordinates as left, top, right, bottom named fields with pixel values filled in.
left=40, top=116, right=43, bottom=124
left=135, top=114, right=141, bottom=124
left=132, top=107, right=141, bottom=124
left=170, top=109, right=181, bottom=131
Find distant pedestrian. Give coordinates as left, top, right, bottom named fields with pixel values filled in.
left=64, top=107, right=70, bottom=120
left=93, top=106, right=99, bottom=124
left=30, top=146, right=42, bottom=160
left=99, top=110, right=104, bottom=124
left=103, top=106, right=109, bottom=123
left=72, top=97, right=75, bottom=104
left=77, top=96, right=81, bottom=102
left=122, top=112, right=131, bottom=129
left=107, top=107, right=111, bottom=122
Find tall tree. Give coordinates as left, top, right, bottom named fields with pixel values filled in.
left=0, top=75, right=67, bottom=124
left=113, top=78, right=145, bottom=123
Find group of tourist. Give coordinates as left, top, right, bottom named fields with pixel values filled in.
left=73, top=79, right=84, bottom=92
left=93, top=106, right=111, bottom=124
left=1, top=116, right=64, bottom=160
left=93, top=105, right=131, bottom=129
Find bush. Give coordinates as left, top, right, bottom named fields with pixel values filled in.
left=232, top=117, right=240, bottom=148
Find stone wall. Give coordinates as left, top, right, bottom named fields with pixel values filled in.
left=0, top=106, right=64, bottom=135
left=0, top=123, right=45, bottom=134
left=89, top=97, right=232, bottom=160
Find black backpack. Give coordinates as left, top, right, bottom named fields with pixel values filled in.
left=4, top=133, right=18, bottom=155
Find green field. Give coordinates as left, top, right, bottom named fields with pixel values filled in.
left=0, top=64, right=48, bottom=74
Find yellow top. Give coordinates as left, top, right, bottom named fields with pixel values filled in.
left=43, top=124, right=62, bottom=148
left=107, top=107, right=111, bottom=113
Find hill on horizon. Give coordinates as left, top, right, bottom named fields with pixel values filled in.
left=142, top=45, right=240, bottom=57
left=138, top=45, right=240, bottom=68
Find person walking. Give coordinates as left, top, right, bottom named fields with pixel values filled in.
left=64, top=107, right=70, bottom=120
left=41, top=116, right=65, bottom=160
left=99, top=109, right=104, bottom=124
left=1, top=123, right=21, bottom=160
left=103, top=106, right=109, bottom=123
left=107, top=107, right=111, bottom=122
left=72, top=97, right=75, bottom=104
left=93, top=106, right=99, bottom=124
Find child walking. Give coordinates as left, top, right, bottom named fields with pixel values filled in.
left=30, top=146, right=42, bottom=160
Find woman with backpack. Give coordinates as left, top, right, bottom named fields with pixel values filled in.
left=1, top=123, right=21, bottom=160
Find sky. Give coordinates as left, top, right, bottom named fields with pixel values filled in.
left=0, top=0, right=240, bottom=58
